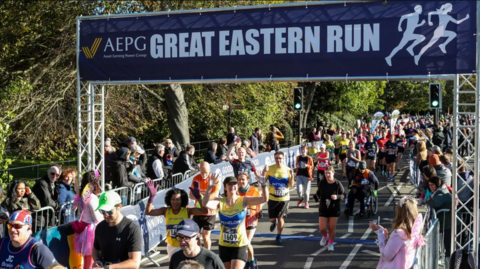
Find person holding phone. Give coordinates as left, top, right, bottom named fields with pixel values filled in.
left=315, top=166, right=345, bottom=252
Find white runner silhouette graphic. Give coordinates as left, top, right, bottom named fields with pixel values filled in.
left=414, top=3, right=470, bottom=65
left=385, top=5, right=426, bottom=67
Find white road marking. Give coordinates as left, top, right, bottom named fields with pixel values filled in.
left=304, top=257, right=314, bottom=269
left=384, top=183, right=403, bottom=207
left=377, top=183, right=392, bottom=192
left=348, top=210, right=359, bottom=233
left=362, top=250, right=381, bottom=257
left=340, top=233, right=351, bottom=239
left=339, top=227, right=373, bottom=269
left=309, top=233, right=351, bottom=257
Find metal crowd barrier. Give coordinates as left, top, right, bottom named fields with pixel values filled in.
left=58, top=200, right=78, bottom=225
left=417, top=218, right=440, bottom=269
left=435, top=208, right=451, bottom=267
left=31, top=206, right=56, bottom=234
left=172, top=173, right=184, bottom=186
left=183, top=170, right=191, bottom=181
left=110, top=186, right=132, bottom=206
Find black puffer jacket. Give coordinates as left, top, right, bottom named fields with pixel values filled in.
left=32, top=175, right=59, bottom=210
left=111, top=147, right=144, bottom=188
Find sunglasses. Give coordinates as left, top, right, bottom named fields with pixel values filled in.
left=176, top=235, right=196, bottom=242
left=50, top=173, right=60, bottom=177
left=99, top=208, right=115, bottom=215
left=8, top=223, right=27, bottom=230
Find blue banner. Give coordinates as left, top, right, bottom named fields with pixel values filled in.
left=79, top=1, right=476, bottom=82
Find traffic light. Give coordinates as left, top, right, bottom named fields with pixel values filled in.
left=293, top=87, right=303, bottom=111
left=429, top=83, right=442, bottom=109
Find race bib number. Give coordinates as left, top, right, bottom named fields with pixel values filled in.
left=168, top=227, right=177, bottom=238
left=368, top=152, right=375, bottom=157
left=347, top=160, right=356, bottom=167
left=397, top=143, right=403, bottom=147
left=274, top=188, right=287, bottom=197
left=361, top=179, right=370, bottom=185
left=388, top=150, right=396, bottom=155
left=318, top=162, right=326, bottom=168
left=300, top=162, right=306, bottom=168
left=223, top=228, right=239, bottom=244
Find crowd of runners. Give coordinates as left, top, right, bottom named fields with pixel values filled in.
left=0, top=112, right=474, bottom=269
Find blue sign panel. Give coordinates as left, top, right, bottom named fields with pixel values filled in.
left=79, top=1, right=476, bottom=81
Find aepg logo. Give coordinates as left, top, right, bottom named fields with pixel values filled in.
left=83, top=38, right=102, bottom=59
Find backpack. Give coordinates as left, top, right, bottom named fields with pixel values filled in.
left=449, top=249, right=477, bottom=269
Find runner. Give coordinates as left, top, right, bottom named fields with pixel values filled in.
left=385, top=134, right=398, bottom=181
left=227, top=142, right=257, bottom=179
left=396, top=134, right=406, bottom=172
left=0, top=210, right=57, bottom=269
left=346, top=161, right=379, bottom=217
left=145, top=179, right=209, bottom=259
left=203, top=173, right=268, bottom=269
left=357, top=132, right=367, bottom=160
left=339, top=132, right=350, bottom=177
left=376, top=130, right=389, bottom=176
left=295, top=145, right=314, bottom=209
left=346, top=140, right=361, bottom=187
left=315, top=166, right=345, bottom=251
left=365, top=133, right=378, bottom=171
left=189, top=162, right=220, bottom=250
left=323, top=134, right=335, bottom=162
left=237, top=172, right=262, bottom=269
left=333, top=129, right=343, bottom=168
left=316, top=144, right=330, bottom=186
left=266, top=151, right=294, bottom=245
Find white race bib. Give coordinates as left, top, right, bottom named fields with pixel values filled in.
left=223, top=228, right=239, bottom=243
left=347, top=160, right=356, bottom=167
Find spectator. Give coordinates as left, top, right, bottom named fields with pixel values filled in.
left=204, top=142, right=223, bottom=164
left=57, top=168, right=76, bottom=223
left=177, top=260, right=205, bottom=269
left=242, top=140, right=256, bottom=158
left=173, top=145, right=197, bottom=176
left=164, top=139, right=179, bottom=167
left=431, top=145, right=443, bottom=156
left=432, top=124, right=445, bottom=148
left=73, top=171, right=103, bottom=269
left=0, top=210, right=58, bottom=269
left=426, top=176, right=453, bottom=263
left=129, top=144, right=147, bottom=179
left=429, top=155, right=452, bottom=187
left=227, top=142, right=257, bottom=178
left=457, top=160, right=474, bottom=208
left=226, top=127, right=240, bottom=146
left=440, top=154, right=452, bottom=171
left=111, top=147, right=145, bottom=189
left=32, top=164, right=60, bottom=211
left=250, top=128, right=261, bottom=154
left=265, top=126, right=284, bottom=152
left=122, top=137, right=147, bottom=171
left=147, top=144, right=167, bottom=180
left=104, top=138, right=117, bottom=185
left=169, top=219, right=225, bottom=269
left=443, top=121, right=453, bottom=150
left=2, top=180, right=41, bottom=213
left=308, top=127, right=321, bottom=142
left=369, top=197, right=425, bottom=269
left=93, top=191, right=142, bottom=268
left=215, top=137, right=228, bottom=159
left=0, top=185, right=10, bottom=228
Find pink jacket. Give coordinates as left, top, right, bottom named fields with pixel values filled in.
left=376, top=214, right=425, bottom=269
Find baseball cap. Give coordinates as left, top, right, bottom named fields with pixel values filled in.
left=410, top=136, right=419, bottom=140
left=223, top=176, right=238, bottom=185
left=10, top=210, right=32, bottom=225
left=320, top=144, right=326, bottom=149
left=432, top=145, right=442, bottom=154
left=125, top=137, right=136, bottom=144
left=96, top=191, right=122, bottom=211
left=358, top=161, right=367, bottom=170
left=131, top=144, right=145, bottom=155
left=177, top=219, right=200, bottom=237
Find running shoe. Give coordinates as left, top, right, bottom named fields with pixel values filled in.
left=297, top=200, right=304, bottom=207
left=305, top=202, right=309, bottom=209
left=320, top=235, right=328, bottom=246
left=270, top=222, right=277, bottom=232
left=275, top=236, right=283, bottom=245
left=327, top=243, right=335, bottom=251
left=245, top=260, right=253, bottom=269
left=253, top=258, right=258, bottom=269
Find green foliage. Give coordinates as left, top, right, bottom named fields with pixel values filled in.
left=0, top=118, right=13, bottom=183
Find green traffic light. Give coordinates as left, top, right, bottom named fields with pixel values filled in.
left=432, top=101, right=439, bottom=107
left=295, top=103, right=301, bottom=109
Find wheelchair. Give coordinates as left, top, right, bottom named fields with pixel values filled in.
left=344, top=183, right=378, bottom=218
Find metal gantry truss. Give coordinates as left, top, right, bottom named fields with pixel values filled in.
left=452, top=74, right=479, bottom=256
left=77, top=81, right=105, bottom=190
